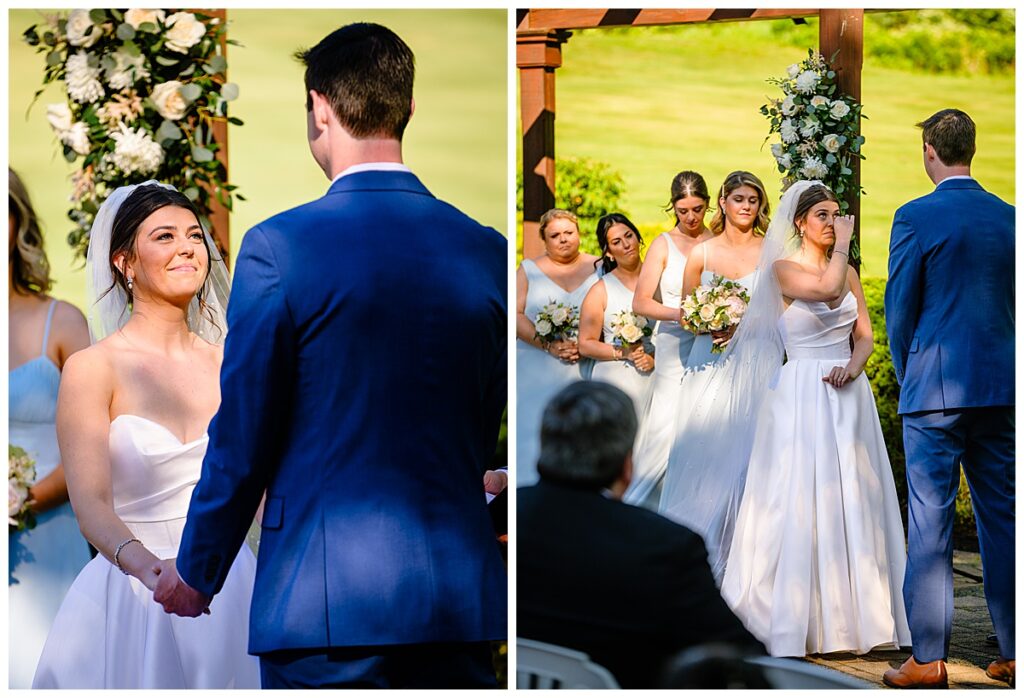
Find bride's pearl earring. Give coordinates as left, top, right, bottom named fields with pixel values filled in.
left=127, top=276, right=134, bottom=291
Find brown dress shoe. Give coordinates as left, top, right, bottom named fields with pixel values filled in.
left=882, top=656, right=948, bottom=689
left=986, top=658, right=1015, bottom=687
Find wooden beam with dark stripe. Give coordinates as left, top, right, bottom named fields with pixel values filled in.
left=518, top=8, right=821, bottom=32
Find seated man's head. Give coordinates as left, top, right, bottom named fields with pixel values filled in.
left=537, top=381, right=636, bottom=497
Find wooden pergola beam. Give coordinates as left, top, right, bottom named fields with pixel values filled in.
left=517, top=8, right=820, bottom=32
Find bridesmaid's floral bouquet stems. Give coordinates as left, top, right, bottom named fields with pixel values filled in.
left=23, top=9, right=244, bottom=259
left=762, top=49, right=865, bottom=262
left=680, top=275, right=751, bottom=354
left=534, top=300, right=580, bottom=344
left=609, top=310, right=651, bottom=348
left=9, top=446, right=37, bottom=532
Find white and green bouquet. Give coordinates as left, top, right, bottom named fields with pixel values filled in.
left=9, top=446, right=37, bottom=532
left=608, top=310, right=651, bottom=347
left=680, top=275, right=751, bottom=353
left=534, top=300, right=580, bottom=344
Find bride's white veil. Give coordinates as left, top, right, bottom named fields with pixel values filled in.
left=85, top=181, right=230, bottom=345
left=658, top=179, right=822, bottom=583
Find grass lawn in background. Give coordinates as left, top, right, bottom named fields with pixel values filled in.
left=517, top=17, right=1014, bottom=276
left=9, top=9, right=507, bottom=312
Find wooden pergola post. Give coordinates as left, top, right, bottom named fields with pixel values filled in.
left=819, top=9, right=864, bottom=266
left=517, top=29, right=569, bottom=260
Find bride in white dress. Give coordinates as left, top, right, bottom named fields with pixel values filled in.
left=720, top=181, right=910, bottom=656
left=626, top=171, right=713, bottom=508
left=32, top=182, right=261, bottom=688
left=516, top=209, right=600, bottom=487
left=659, top=171, right=771, bottom=582
left=579, top=214, right=654, bottom=417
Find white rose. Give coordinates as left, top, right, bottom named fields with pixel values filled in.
left=551, top=306, right=569, bottom=326
left=800, top=155, right=828, bottom=180
left=164, top=12, right=207, bottom=54
left=777, top=152, right=793, bottom=170
left=725, top=296, right=747, bottom=320
left=534, top=318, right=553, bottom=337
left=698, top=304, right=716, bottom=322
left=61, top=122, right=91, bottom=155
left=620, top=323, right=644, bottom=344
left=124, top=9, right=166, bottom=29
left=65, top=52, right=104, bottom=104
left=810, top=95, right=830, bottom=109
left=780, top=95, right=797, bottom=116
left=780, top=118, right=798, bottom=144
left=821, top=134, right=842, bottom=154
left=682, top=296, right=697, bottom=315
left=708, top=315, right=726, bottom=332
left=9, top=480, right=28, bottom=520
left=795, top=70, right=820, bottom=94
left=110, top=123, right=164, bottom=175
left=46, top=102, right=73, bottom=133
left=799, top=116, right=821, bottom=139
left=151, top=81, right=188, bottom=120
left=107, top=50, right=149, bottom=91
left=786, top=63, right=801, bottom=78
left=830, top=99, right=851, bottom=119
left=66, top=9, right=102, bottom=48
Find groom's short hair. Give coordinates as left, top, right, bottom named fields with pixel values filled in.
left=295, top=23, right=414, bottom=140
left=538, top=381, right=638, bottom=490
left=916, top=109, right=976, bottom=167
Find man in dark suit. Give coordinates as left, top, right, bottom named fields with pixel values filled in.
left=154, top=23, right=507, bottom=688
left=883, top=109, right=1014, bottom=689
left=518, top=381, right=763, bottom=689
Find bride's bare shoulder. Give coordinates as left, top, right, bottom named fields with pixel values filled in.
left=61, top=338, right=118, bottom=381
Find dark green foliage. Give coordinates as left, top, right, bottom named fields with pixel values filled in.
left=862, top=278, right=976, bottom=544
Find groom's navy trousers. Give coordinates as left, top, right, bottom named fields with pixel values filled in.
left=886, top=177, right=1015, bottom=663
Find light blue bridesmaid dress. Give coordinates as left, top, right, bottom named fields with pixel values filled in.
left=9, top=300, right=92, bottom=688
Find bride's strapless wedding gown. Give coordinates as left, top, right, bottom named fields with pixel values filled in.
left=721, top=292, right=911, bottom=657
left=32, top=415, right=261, bottom=688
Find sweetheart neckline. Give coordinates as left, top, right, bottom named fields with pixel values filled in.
left=110, top=414, right=209, bottom=447
left=9, top=355, right=60, bottom=375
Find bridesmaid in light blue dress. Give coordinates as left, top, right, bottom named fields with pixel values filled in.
left=659, top=171, right=772, bottom=583
left=8, top=169, right=92, bottom=688
left=626, top=172, right=713, bottom=508
left=516, top=209, right=600, bottom=487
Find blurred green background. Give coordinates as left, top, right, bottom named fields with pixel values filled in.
left=9, top=9, right=508, bottom=310
left=515, top=10, right=1015, bottom=277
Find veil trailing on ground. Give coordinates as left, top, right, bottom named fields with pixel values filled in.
left=658, top=180, right=822, bottom=583
left=85, top=180, right=230, bottom=345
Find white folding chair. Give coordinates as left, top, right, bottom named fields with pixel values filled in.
left=516, top=638, right=620, bottom=689
left=748, top=656, right=872, bottom=689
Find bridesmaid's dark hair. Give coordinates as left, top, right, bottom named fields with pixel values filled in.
left=594, top=213, right=643, bottom=275
left=793, top=184, right=839, bottom=229
left=709, top=170, right=770, bottom=237
left=663, top=170, right=711, bottom=220
left=104, top=184, right=222, bottom=332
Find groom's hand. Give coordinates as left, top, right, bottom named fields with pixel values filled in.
left=153, top=558, right=212, bottom=618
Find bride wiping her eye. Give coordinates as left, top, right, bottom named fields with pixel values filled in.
left=32, top=182, right=261, bottom=689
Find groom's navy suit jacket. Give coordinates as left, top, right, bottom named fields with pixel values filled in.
left=178, top=170, right=508, bottom=653
left=884, top=177, right=1014, bottom=415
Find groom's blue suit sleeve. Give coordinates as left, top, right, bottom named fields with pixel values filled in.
left=178, top=225, right=295, bottom=598
left=885, top=209, right=924, bottom=386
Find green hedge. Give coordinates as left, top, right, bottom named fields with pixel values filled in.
left=862, top=277, right=976, bottom=542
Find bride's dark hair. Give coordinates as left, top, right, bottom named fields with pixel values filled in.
left=103, top=184, right=223, bottom=333
left=793, top=183, right=839, bottom=227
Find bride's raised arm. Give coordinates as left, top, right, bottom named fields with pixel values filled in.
left=56, top=347, right=161, bottom=591
left=774, top=215, right=854, bottom=303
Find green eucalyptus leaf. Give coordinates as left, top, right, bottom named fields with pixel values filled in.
left=138, top=21, right=159, bottom=33
left=180, top=63, right=197, bottom=78
left=122, top=40, right=141, bottom=57
left=46, top=51, right=63, bottom=67
left=43, top=31, right=56, bottom=47
left=116, top=23, right=136, bottom=41
left=184, top=186, right=200, bottom=201
left=208, top=55, right=227, bottom=74
left=227, top=116, right=244, bottom=126
left=100, top=55, right=116, bottom=72
left=86, top=53, right=100, bottom=69
left=63, top=147, right=77, bottom=163
left=220, top=83, right=239, bottom=101
left=88, top=9, right=107, bottom=24
left=110, top=9, right=123, bottom=21
left=155, top=55, right=180, bottom=67
left=192, top=145, right=215, bottom=162
left=157, top=119, right=183, bottom=141
left=180, top=83, right=203, bottom=103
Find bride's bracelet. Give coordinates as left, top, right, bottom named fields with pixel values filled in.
left=113, top=537, right=142, bottom=575
left=833, top=249, right=849, bottom=258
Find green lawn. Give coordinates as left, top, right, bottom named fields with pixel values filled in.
left=9, top=9, right=507, bottom=311
left=517, top=17, right=1014, bottom=277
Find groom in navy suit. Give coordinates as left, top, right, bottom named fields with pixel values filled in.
left=883, top=109, right=1014, bottom=688
left=154, top=23, right=507, bottom=687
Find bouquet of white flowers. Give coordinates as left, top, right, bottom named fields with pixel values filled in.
left=533, top=300, right=580, bottom=345
left=680, top=275, right=751, bottom=353
left=609, top=310, right=652, bottom=347
left=9, top=446, right=37, bottom=532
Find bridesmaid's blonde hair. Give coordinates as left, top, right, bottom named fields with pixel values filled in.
left=538, top=208, right=579, bottom=239
left=708, top=171, right=771, bottom=237
left=9, top=168, right=52, bottom=295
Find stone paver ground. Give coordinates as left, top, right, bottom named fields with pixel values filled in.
left=801, top=551, right=1011, bottom=689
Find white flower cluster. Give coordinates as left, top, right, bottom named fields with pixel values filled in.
left=534, top=300, right=580, bottom=343
left=65, top=51, right=104, bottom=103
left=107, top=50, right=149, bottom=91
left=46, top=102, right=91, bottom=155
left=9, top=446, right=37, bottom=529
left=109, top=123, right=164, bottom=175
left=609, top=310, right=650, bottom=346
left=680, top=276, right=750, bottom=353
